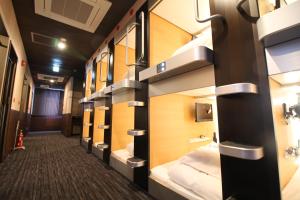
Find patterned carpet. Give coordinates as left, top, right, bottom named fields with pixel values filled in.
left=0, top=133, right=153, bottom=200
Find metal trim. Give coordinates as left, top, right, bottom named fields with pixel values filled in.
left=98, top=125, right=110, bottom=129
left=128, top=101, right=145, bottom=107
left=127, top=129, right=146, bottom=136
left=126, top=157, right=146, bottom=168
left=83, top=123, right=93, bottom=127
left=219, top=141, right=264, bottom=160
left=111, top=79, right=142, bottom=94
left=215, top=83, right=258, bottom=96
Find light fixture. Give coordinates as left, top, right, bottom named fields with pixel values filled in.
left=50, top=79, right=55, bottom=83
left=52, top=64, right=60, bottom=72
left=57, top=38, right=67, bottom=50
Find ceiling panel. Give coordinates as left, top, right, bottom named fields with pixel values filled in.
left=13, top=0, right=136, bottom=87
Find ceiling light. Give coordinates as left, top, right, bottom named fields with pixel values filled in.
left=57, top=38, right=67, bottom=50
left=53, top=66, right=59, bottom=72
left=57, top=41, right=66, bottom=50
left=50, top=79, right=55, bottom=83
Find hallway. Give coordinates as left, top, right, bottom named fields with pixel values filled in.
left=0, top=133, right=153, bottom=200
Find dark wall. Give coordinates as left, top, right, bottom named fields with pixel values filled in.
left=30, top=88, right=64, bottom=132
left=32, top=88, right=64, bottom=116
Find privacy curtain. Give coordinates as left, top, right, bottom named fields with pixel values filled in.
left=32, top=88, right=63, bottom=116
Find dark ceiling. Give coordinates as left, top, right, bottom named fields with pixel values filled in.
left=13, top=0, right=136, bottom=87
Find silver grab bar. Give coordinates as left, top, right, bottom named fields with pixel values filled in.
left=99, top=51, right=109, bottom=83
left=194, top=0, right=225, bottom=23
left=236, top=0, right=259, bottom=23
left=126, top=22, right=139, bottom=66
left=125, top=11, right=145, bottom=67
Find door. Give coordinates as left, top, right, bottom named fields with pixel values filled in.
left=0, top=43, right=17, bottom=161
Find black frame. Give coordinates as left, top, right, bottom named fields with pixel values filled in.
left=209, top=0, right=281, bottom=199
left=0, top=43, right=17, bottom=162
left=132, top=3, right=149, bottom=190
left=102, top=39, right=114, bottom=164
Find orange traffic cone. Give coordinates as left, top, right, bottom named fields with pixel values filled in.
left=15, top=130, right=25, bottom=150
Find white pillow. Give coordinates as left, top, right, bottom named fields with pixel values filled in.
left=126, top=142, right=134, bottom=156
left=180, top=145, right=221, bottom=179
left=172, top=27, right=213, bottom=56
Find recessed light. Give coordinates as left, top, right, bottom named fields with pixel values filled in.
left=57, top=41, right=66, bottom=50
left=50, top=79, right=55, bottom=83
left=53, top=66, right=60, bottom=72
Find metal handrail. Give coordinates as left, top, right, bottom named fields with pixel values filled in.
left=99, top=51, right=109, bottom=83
left=236, top=0, right=259, bottom=23
left=194, top=0, right=226, bottom=23
left=125, top=11, right=146, bottom=67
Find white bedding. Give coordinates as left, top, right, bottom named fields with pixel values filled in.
left=82, top=137, right=91, bottom=142
left=282, top=166, right=300, bottom=200
left=93, top=142, right=104, bottom=148
left=172, top=27, right=213, bottom=57
left=111, top=143, right=134, bottom=164
left=150, top=144, right=222, bottom=200
left=151, top=161, right=205, bottom=200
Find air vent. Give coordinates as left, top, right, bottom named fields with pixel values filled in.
left=37, top=73, right=64, bottom=82
left=31, top=32, right=56, bottom=47
left=35, top=0, right=112, bottom=33
left=40, top=84, right=50, bottom=89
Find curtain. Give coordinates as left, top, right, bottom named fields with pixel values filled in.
left=32, top=88, right=63, bottom=116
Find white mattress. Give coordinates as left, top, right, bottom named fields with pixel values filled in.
left=93, top=142, right=104, bottom=148
left=282, top=167, right=300, bottom=200
left=150, top=160, right=204, bottom=200
left=82, top=137, right=91, bottom=142
left=111, top=149, right=132, bottom=164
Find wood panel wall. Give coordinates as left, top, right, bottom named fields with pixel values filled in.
left=82, top=111, right=90, bottom=138
left=93, top=107, right=105, bottom=144
left=149, top=12, right=192, bottom=66
left=30, top=115, right=62, bottom=131
left=113, top=45, right=135, bottom=83
left=269, top=78, right=298, bottom=189
left=111, top=102, right=134, bottom=151
left=150, top=94, right=215, bottom=168
left=82, top=69, right=92, bottom=139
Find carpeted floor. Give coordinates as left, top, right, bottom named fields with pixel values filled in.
left=0, top=133, right=153, bottom=200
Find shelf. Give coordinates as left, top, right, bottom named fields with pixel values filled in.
left=79, top=97, right=93, bottom=104
left=257, top=1, right=300, bottom=47
left=127, top=129, right=146, bottom=136
left=84, top=108, right=93, bottom=112
left=139, top=45, right=213, bottom=83
left=189, top=137, right=210, bottom=144
left=98, top=125, right=110, bottom=129
left=83, top=123, right=93, bottom=127
left=97, top=106, right=110, bottom=110
left=96, top=143, right=109, bottom=150
left=110, top=79, right=142, bottom=94
left=103, top=85, right=113, bottom=94
left=88, top=90, right=110, bottom=101
left=128, top=101, right=145, bottom=107
left=127, top=157, right=146, bottom=168
left=215, top=83, right=258, bottom=96
left=219, top=141, right=264, bottom=160
left=82, top=137, right=91, bottom=142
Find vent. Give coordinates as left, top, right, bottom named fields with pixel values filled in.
left=31, top=32, right=57, bottom=47
left=35, top=0, right=112, bottom=33
left=37, top=74, right=64, bottom=82
left=40, top=84, right=50, bottom=89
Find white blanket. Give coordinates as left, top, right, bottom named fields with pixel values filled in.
left=168, top=163, right=222, bottom=200
left=282, top=166, right=300, bottom=200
